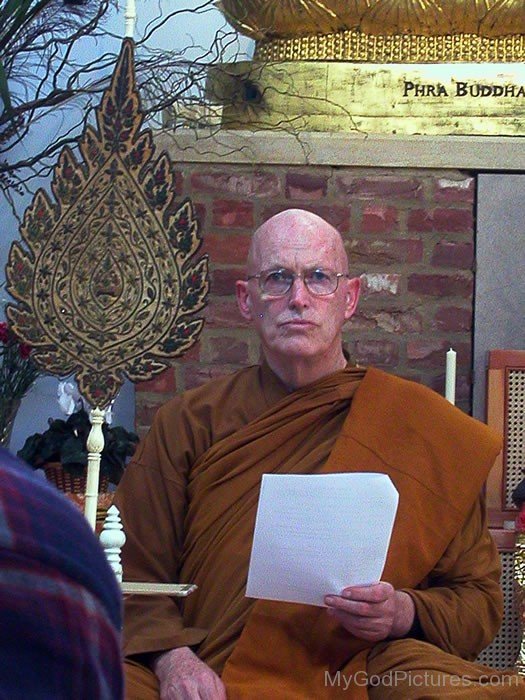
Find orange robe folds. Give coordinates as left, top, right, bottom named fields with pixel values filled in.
left=116, top=365, right=518, bottom=697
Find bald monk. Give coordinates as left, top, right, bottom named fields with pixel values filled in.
left=116, top=209, right=523, bottom=698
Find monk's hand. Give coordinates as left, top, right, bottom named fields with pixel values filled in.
left=153, top=646, right=227, bottom=700
left=324, top=582, right=415, bottom=642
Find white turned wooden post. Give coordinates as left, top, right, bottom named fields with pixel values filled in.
left=100, top=504, right=126, bottom=581
left=84, top=407, right=105, bottom=530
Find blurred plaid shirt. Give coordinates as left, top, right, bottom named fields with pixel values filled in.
left=0, top=447, right=123, bottom=699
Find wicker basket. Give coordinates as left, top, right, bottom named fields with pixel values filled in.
left=43, top=462, right=113, bottom=533
left=65, top=491, right=114, bottom=534
left=43, top=461, right=109, bottom=494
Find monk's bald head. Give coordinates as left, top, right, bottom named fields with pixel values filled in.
left=247, top=209, right=348, bottom=274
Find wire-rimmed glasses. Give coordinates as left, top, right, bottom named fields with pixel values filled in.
left=247, top=267, right=348, bottom=297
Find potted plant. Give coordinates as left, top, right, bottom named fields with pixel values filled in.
left=17, top=408, right=139, bottom=492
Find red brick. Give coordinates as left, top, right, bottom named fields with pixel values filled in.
left=399, top=372, right=423, bottom=384
left=204, top=298, right=249, bottom=328
left=208, top=336, right=249, bottom=364
left=191, top=171, right=280, bottom=197
left=360, top=273, right=401, bottom=296
left=351, top=308, right=423, bottom=333
left=407, top=273, right=473, bottom=298
left=211, top=267, right=244, bottom=295
left=183, top=363, right=240, bottom=390
left=336, top=175, right=423, bottom=199
left=136, top=367, right=176, bottom=394
left=172, top=341, right=201, bottom=363
left=352, top=339, right=400, bottom=367
left=407, top=340, right=449, bottom=367
left=172, top=170, right=184, bottom=195
left=134, top=398, right=163, bottom=428
left=407, top=208, right=473, bottom=233
left=456, top=374, right=472, bottom=402
left=347, top=239, right=423, bottom=265
left=212, top=199, right=254, bottom=228
left=361, top=205, right=399, bottom=234
left=194, top=202, right=207, bottom=228
left=430, top=373, right=472, bottom=402
left=312, top=205, right=351, bottom=234
left=408, top=340, right=471, bottom=367
left=454, top=342, right=472, bottom=367
left=433, top=306, right=472, bottom=332
left=434, top=177, right=475, bottom=204
left=203, top=234, right=251, bottom=264
left=285, top=172, right=327, bottom=200
left=431, top=241, right=474, bottom=269
left=261, top=204, right=350, bottom=234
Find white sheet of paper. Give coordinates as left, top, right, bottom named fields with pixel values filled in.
left=246, top=472, right=399, bottom=607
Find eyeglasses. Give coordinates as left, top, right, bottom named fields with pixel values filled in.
left=247, top=267, right=348, bottom=297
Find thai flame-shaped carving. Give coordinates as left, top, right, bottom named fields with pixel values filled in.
left=6, top=39, right=208, bottom=408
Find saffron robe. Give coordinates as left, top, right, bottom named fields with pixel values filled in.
left=116, top=364, right=512, bottom=697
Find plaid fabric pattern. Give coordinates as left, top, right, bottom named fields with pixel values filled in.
left=0, top=448, right=123, bottom=699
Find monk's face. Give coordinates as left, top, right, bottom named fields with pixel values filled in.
left=236, top=210, right=360, bottom=373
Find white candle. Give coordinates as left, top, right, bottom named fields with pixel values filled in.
left=445, top=348, right=456, bottom=405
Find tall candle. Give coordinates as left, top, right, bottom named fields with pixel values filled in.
left=445, top=348, right=456, bottom=404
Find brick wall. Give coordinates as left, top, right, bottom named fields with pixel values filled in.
left=136, top=164, right=475, bottom=436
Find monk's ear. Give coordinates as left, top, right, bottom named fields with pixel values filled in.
left=344, top=276, right=360, bottom=320
left=236, top=279, right=253, bottom=321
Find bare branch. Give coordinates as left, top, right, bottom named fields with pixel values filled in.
left=2, top=1, right=331, bottom=219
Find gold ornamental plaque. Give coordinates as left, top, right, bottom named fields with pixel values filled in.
left=210, top=61, right=525, bottom=136
left=215, top=0, right=525, bottom=136
left=6, top=40, right=209, bottom=408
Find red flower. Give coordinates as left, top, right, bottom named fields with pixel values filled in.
left=0, top=316, right=41, bottom=442
left=0, top=322, right=9, bottom=343
left=516, top=506, right=525, bottom=533
left=19, top=343, right=32, bottom=359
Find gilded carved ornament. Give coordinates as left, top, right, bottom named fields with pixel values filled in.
left=219, top=0, right=524, bottom=38
left=5, top=39, right=208, bottom=409
left=219, top=0, right=525, bottom=61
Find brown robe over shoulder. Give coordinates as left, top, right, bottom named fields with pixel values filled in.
left=116, top=364, right=520, bottom=698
